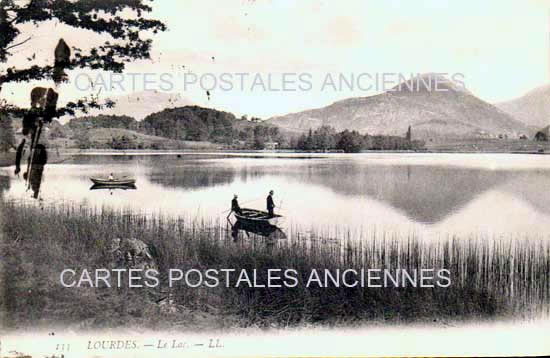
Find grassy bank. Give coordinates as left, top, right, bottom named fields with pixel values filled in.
left=425, top=138, right=550, bottom=153
left=1, top=201, right=549, bottom=331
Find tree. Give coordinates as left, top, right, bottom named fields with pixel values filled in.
left=336, top=130, right=364, bottom=153
left=0, top=113, right=15, bottom=151
left=111, top=135, right=136, bottom=150
left=294, top=129, right=316, bottom=150
left=48, top=121, right=66, bottom=139
left=535, top=131, right=548, bottom=142
left=313, top=125, right=336, bottom=151
left=74, top=130, right=91, bottom=149
left=252, top=135, right=265, bottom=150
left=0, top=0, right=166, bottom=118
left=406, top=125, right=412, bottom=141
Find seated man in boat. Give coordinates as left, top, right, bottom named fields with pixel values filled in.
left=231, top=194, right=242, bottom=215
left=108, top=173, right=114, bottom=181
left=266, top=190, right=275, bottom=217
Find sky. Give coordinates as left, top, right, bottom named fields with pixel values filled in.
left=2, top=0, right=550, bottom=118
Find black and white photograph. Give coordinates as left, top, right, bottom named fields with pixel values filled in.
left=0, top=1, right=550, bottom=357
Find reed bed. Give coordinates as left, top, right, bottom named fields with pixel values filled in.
left=1, top=200, right=549, bottom=330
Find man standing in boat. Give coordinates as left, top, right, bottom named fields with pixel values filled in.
left=232, top=194, right=242, bottom=215
left=267, top=190, right=275, bottom=217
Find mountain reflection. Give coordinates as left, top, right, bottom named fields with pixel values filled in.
left=293, top=163, right=514, bottom=224
left=501, top=172, right=550, bottom=217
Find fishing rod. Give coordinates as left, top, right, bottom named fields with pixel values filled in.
left=240, top=196, right=265, bottom=206
left=220, top=196, right=265, bottom=215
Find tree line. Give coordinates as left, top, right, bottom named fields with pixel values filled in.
left=48, top=107, right=284, bottom=150
left=61, top=110, right=423, bottom=152
left=0, top=112, right=425, bottom=152
left=290, top=126, right=425, bottom=152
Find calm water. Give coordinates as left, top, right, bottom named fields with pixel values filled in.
left=2, top=152, right=550, bottom=240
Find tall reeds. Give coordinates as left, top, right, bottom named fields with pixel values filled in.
left=1, top=200, right=549, bottom=329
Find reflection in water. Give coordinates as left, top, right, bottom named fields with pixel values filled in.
left=25, top=144, right=48, bottom=199
left=0, top=174, right=9, bottom=197
left=2, top=153, right=550, bottom=240
left=297, top=163, right=512, bottom=224
left=90, top=184, right=137, bottom=191
left=501, top=174, right=550, bottom=217
left=150, top=164, right=236, bottom=190
left=230, top=219, right=287, bottom=241
left=89, top=183, right=137, bottom=196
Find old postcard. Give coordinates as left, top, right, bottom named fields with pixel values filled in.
left=1, top=1, right=549, bottom=357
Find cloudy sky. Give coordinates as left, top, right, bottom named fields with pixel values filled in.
left=2, top=0, right=550, bottom=118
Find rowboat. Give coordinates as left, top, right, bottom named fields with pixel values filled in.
left=90, top=177, right=136, bottom=186
left=234, top=208, right=283, bottom=226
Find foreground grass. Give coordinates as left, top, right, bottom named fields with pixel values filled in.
left=1, top=201, right=549, bottom=331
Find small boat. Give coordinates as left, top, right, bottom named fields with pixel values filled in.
left=234, top=208, right=283, bottom=226
left=90, top=177, right=136, bottom=186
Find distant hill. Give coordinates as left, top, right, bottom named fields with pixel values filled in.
left=141, top=106, right=251, bottom=142
left=496, top=84, right=550, bottom=129
left=267, top=74, right=531, bottom=140
left=64, top=90, right=194, bottom=121
left=41, top=105, right=283, bottom=150
left=66, top=115, right=138, bottom=131
left=83, top=128, right=220, bottom=150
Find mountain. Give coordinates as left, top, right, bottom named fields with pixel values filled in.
left=496, top=84, right=550, bottom=128
left=267, top=74, right=531, bottom=139
left=64, top=90, right=194, bottom=122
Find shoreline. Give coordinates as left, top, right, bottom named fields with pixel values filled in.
left=1, top=148, right=549, bottom=168
left=53, top=147, right=550, bottom=155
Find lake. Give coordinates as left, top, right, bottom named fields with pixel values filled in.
left=2, top=152, right=550, bottom=241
